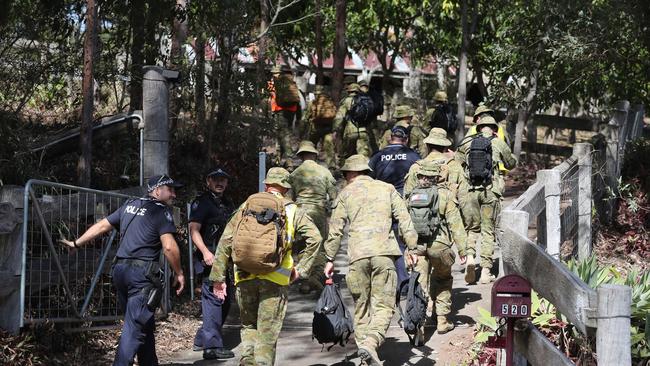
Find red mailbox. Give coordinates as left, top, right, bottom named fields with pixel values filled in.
left=491, top=274, right=532, bottom=318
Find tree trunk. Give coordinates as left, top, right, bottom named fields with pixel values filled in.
left=128, top=0, right=145, bottom=112
left=513, top=68, right=539, bottom=157
left=78, top=0, right=97, bottom=187
left=144, top=0, right=158, bottom=65
left=169, top=0, right=187, bottom=133
left=331, top=0, right=347, bottom=104
left=475, top=61, right=487, bottom=102
left=256, top=0, right=269, bottom=106
left=455, top=0, right=470, bottom=145
left=210, top=37, right=233, bottom=158
left=314, top=0, right=325, bottom=85
left=195, top=35, right=206, bottom=129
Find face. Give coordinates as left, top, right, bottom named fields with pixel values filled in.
left=207, top=176, right=228, bottom=195
left=153, top=185, right=176, bottom=205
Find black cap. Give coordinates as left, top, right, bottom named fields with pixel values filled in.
left=147, top=174, right=183, bottom=192
left=391, top=125, right=410, bottom=138
left=206, top=168, right=231, bottom=179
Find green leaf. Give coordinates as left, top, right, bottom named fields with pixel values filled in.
left=477, top=306, right=498, bottom=330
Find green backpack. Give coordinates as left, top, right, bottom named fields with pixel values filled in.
left=406, top=184, right=441, bottom=241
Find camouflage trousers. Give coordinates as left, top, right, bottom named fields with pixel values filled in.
left=273, top=110, right=299, bottom=160
left=460, top=187, right=500, bottom=269
left=346, top=256, right=397, bottom=350
left=293, top=203, right=329, bottom=286
left=339, top=125, right=374, bottom=165
left=414, top=241, right=455, bottom=316
left=236, top=279, right=288, bottom=366
left=304, top=124, right=336, bottom=169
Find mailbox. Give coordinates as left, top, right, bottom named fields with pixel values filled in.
left=491, top=274, right=531, bottom=318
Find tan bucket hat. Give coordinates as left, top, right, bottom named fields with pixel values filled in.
left=393, top=105, right=414, bottom=119
left=296, top=141, right=319, bottom=155
left=264, top=167, right=291, bottom=189
left=423, top=127, right=452, bottom=146
left=340, top=154, right=372, bottom=172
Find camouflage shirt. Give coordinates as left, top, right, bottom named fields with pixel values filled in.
left=288, top=160, right=337, bottom=208
left=209, top=195, right=322, bottom=283
left=379, top=120, right=428, bottom=157
left=457, top=131, right=517, bottom=195
left=324, top=175, right=418, bottom=263
left=403, top=151, right=466, bottom=197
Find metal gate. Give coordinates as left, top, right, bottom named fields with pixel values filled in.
left=21, top=180, right=170, bottom=327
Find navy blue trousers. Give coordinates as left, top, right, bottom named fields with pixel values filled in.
left=112, top=262, right=158, bottom=366
left=193, top=269, right=232, bottom=350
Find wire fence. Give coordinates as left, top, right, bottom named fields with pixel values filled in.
left=559, top=160, right=580, bottom=259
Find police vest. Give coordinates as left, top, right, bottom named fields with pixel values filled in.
left=234, top=196, right=297, bottom=286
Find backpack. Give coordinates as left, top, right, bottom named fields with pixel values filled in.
left=368, top=87, right=384, bottom=117
left=430, top=104, right=456, bottom=134
left=275, top=76, right=301, bottom=107
left=467, top=135, right=495, bottom=187
left=346, top=93, right=375, bottom=127
left=396, top=271, right=427, bottom=346
left=312, top=279, right=354, bottom=350
left=232, top=192, right=287, bottom=274
left=313, top=94, right=337, bottom=125
left=407, top=184, right=441, bottom=242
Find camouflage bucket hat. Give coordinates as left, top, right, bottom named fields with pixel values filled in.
left=393, top=105, right=414, bottom=119
left=473, top=104, right=494, bottom=118
left=416, top=161, right=442, bottom=177
left=296, top=140, right=319, bottom=155
left=423, top=127, right=452, bottom=146
left=271, top=65, right=281, bottom=74
left=434, top=90, right=448, bottom=102
left=264, top=167, right=291, bottom=188
left=340, top=154, right=372, bottom=172
left=346, top=83, right=360, bottom=93
left=476, top=115, right=498, bottom=127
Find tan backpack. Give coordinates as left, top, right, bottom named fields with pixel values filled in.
left=313, top=94, right=337, bottom=125
left=232, top=192, right=287, bottom=274
left=275, top=76, right=301, bottom=107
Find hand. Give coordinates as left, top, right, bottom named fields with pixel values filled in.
left=290, top=268, right=300, bottom=283
left=58, top=238, right=76, bottom=249
left=324, top=261, right=334, bottom=279
left=459, top=255, right=467, bottom=265
left=202, top=251, right=215, bottom=267
left=212, top=281, right=227, bottom=301
left=405, top=252, right=419, bottom=268
left=174, top=273, right=185, bottom=296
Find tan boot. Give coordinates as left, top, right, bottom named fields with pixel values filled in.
left=358, top=345, right=382, bottom=365
left=479, top=267, right=496, bottom=284
left=464, top=256, right=476, bottom=284
left=436, top=315, right=454, bottom=334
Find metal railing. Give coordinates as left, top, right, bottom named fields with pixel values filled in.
left=20, top=180, right=173, bottom=327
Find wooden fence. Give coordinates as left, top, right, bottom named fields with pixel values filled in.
left=497, top=101, right=644, bottom=365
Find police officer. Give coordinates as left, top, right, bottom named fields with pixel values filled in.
left=324, top=155, right=418, bottom=366
left=210, top=168, right=322, bottom=366
left=189, top=168, right=236, bottom=360
left=60, top=174, right=185, bottom=366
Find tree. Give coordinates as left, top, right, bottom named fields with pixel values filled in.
left=331, top=0, right=347, bottom=103
left=78, top=0, right=97, bottom=187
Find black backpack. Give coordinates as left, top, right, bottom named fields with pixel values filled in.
left=312, top=280, right=354, bottom=350
left=430, top=104, right=456, bottom=135
left=396, top=271, right=427, bottom=346
left=467, top=135, right=495, bottom=187
left=347, top=93, right=375, bottom=127
left=368, top=87, right=384, bottom=117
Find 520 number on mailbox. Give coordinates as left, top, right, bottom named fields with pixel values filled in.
left=499, top=303, right=529, bottom=317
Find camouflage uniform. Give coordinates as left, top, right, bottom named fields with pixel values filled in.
left=324, top=155, right=418, bottom=359
left=457, top=117, right=517, bottom=280
left=379, top=106, right=428, bottom=157
left=333, top=84, right=374, bottom=163
left=289, top=148, right=337, bottom=288
left=408, top=162, right=467, bottom=333
left=302, top=88, right=337, bottom=169
left=269, top=71, right=301, bottom=160
left=210, top=168, right=321, bottom=366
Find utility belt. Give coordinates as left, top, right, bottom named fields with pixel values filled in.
left=113, top=257, right=164, bottom=311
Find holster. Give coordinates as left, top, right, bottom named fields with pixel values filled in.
left=142, top=262, right=163, bottom=311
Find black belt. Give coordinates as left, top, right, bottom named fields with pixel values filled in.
left=115, top=258, right=158, bottom=268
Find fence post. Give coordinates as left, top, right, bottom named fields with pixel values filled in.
left=574, top=143, right=593, bottom=261
left=603, top=101, right=629, bottom=225
left=537, top=170, right=561, bottom=259
left=258, top=151, right=266, bottom=192
left=596, top=284, right=631, bottom=366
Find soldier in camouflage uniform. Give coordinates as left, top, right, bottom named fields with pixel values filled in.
left=333, top=83, right=374, bottom=163
left=302, top=85, right=337, bottom=170
left=210, top=167, right=322, bottom=366
left=408, top=161, right=467, bottom=334
left=324, top=155, right=419, bottom=366
left=379, top=105, right=428, bottom=157
left=289, top=141, right=337, bottom=293
left=269, top=66, right=301, bottom=163
left=457, top=116, right=517, bottom=284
